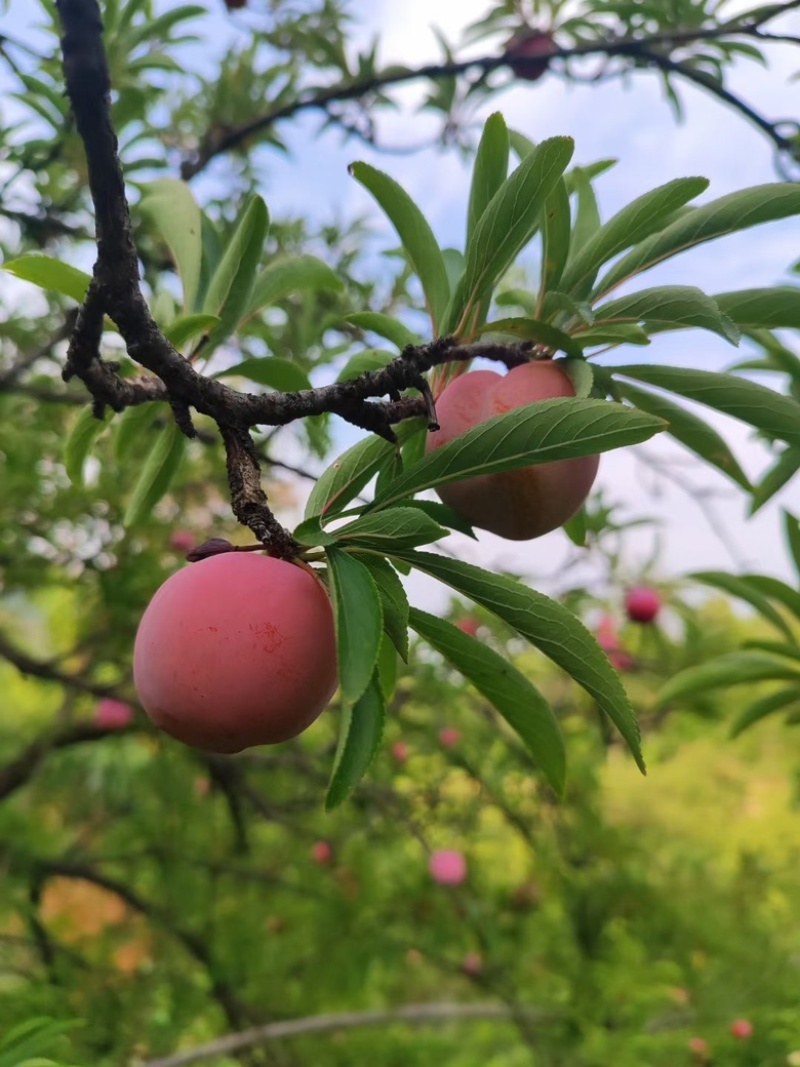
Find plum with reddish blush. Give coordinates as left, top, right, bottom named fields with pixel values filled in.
left=438, top=727, right=461, bottom=748
left=429, top=850, right=467, bottom=886
left=730, top=1019, right=753, bottom=1040
left=94, top=699, right=134, bottom=729
left=456, top=617, right=479, bottom=637
left=504, top=28, right=555, bottom=81
left=625, top=586, right=661, bottom=624
left=311, top=841, right=333, bottom=866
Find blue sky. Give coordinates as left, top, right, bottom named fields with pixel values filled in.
left=3, top=1, right=800, bottom=609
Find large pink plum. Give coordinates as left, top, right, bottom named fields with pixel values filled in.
left=134, top=553, right=337, bottom=752
left=426, top=361, right=600, bottom=540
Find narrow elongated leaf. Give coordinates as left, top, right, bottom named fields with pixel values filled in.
left=325, top=547, right=383, bottom=704
left=139, top=179, right=202, bottom=310
left=398, top=499, right=478, bottom=539
left=595, top=184, right=800, bottom=297
left=614, top=380, right=750, bottom=489
left=568, top=166, right=602, bottom=256
left=305, top=420, right=423, bottom=519
left=338, top=507, right=448, bottom=550
left=691, top=571, right=796, bottom=641
left=244, top=255, right=343, bottom=319
left=202, top=196, right=269, bottom=350
left=475, top=317, right=582, bottom=357
left=743, top=574, right=800, bottom=624
left=561, top=177, right=709, bottom=298
left=607, top=365, right=800, bottom=448
left=349, top=161, right=450, bottom=331
left=594, top=286, right=739, bottom=343
left=393, top=551, right=644, bottom=770
left=731, top=688, right=800, bottom=738
left=336, top=348, right=395, bottom=382
left=445, top=137, right=574, bottom=334
left=114, top=403, right=159, bottom=463
left=214, top=356, right=312, bottom=392
left=540, top=178, right=571, bottom=297
left=123, top=421, right=186, bottom=527
left=3, top=253, right=91, bottom=302
left=164, top=313, right=220, bottom=349
left=292, top=516, right=337, bottom=547
left=358, top=555, right=409, bottom=660
left=750, top=448, right=800, bottom=513
left=372, top=399, right=664, bottom=511
left=743, top=640, right=800, bottom=660
left=64, top=406, right=112, bottom=485
left=410, top=609, right=566, bottom=793
left=376, top=634, right=398, bottom=702
left=714, top=287, right=800, bottom=330
left=784, top=511, right=800, bottom=582
left=573, top=324, right=651, bottom=348
left=657, top=652, right=800, bottom=705
left=466, top=112, right=510, bottom=251
left=345, top=311, right=419, bottom=350
left=325, top=674, right=385, bottom=810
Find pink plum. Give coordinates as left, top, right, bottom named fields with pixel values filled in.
left=429, top=849, right=467, bottom=886
left=94, top=699, right=134, bottom=730
left=426, top=362, right=599, bottom=540
left=311, top=841, right=333, bottom=865
left=462, top=951, right=483, bottom=975
left=391, top=741, right=410, bottom=764
left=456, top=617, right=479, bottom=637
left=438, top=727, right=461, bottom=748
left=730, top=1019, right=753, bottom=1040
left=133, top=554, right=337, bottom=753
left=625, top=586, right=661, bottom=624
left=504, top=28, right=555, bottom=81
left=169, top=530, right=196, bottom=554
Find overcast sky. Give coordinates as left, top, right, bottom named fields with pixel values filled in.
left=3, top=1, right=800, bottom=612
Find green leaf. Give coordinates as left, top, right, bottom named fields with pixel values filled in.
left=730, top=688, right=800, bottom=738
left=163, top=313, right=221, bottom=349
left=305, top=421, right=423, bottom=519
left=64, top=406, right=112, bottom=486
left=445, top=137, right=574, bottom=334
left=325, top=674, right=385, bottom=810
left=139, top=179, right=202, bottom=311
left=607, top=365, right=800, bottom=448
left=325, top=547, right=383, bottom=704
left=475, top=317, right=582, bottom=357
left=593, top=286, right=739, bottom=344
left=595, top=183, right=800, bottom=297
left=202, top=195, right=269, bottom=351
left=244, top=255, right=343, bottom=319
left=344, top=312, right=419, bottom=350
left=410, top=609, right=566, bottom=793
left=466, top=112, right=510, bottom=251
left=657, top=652, right=800, bottom=705
left=742, top=574, right=800, bottom=625
left=358, top=555, right=409, bottom=661
left=336, top=348, right=395, bottom=383
left=214, top=356, right=312, bottom=392
left=376, top=633, right=398, bottom=702
left=349, top=161, right=450, bottom=331
left=293, top=516, right=337, bottom=547
left=751, top=448, right=800, bottom=514
left=691, top=571, right=797, bottom=641
left=3, top=254, right=91, bottom=302
left=393, top=551, right=644, bottom=771
left=714, top=287, right=800, bottom=330
left=567, top=166, right=602, bottom=259
left=123, top=421, right=187, bottom=527
left=113, top=404, right=159, bottom=463
left=784, top=511, right=800, bottom=583
left=563, top=507, right=588, bottom=546
left=540, top=178, right=571, bottom=298
left=560, top=177, right=709, bottom=298
left=397, top=499, right=478, bottom=539
left=572, top=324, right=651, bottom=348
left=613, top=379, right=750, bottom=489
left=338, top=507, right=448, bottom=550
left=372, top=398, right=664, bottom=511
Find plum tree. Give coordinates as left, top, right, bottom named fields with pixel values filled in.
left=133, top=553, right=337, bottom=753
left=625, top=586, right=661, bottom=624
left=426, top=361, right=600, bottom=540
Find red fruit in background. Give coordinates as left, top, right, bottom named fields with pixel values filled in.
left=625, top=586, right=661, bottom=624
left=94, top=699, right=134, bottom=730
left=133, top=554, right=337, bottom=753
left=169, top=530, right=195, bottom=554
left=224, top=0, right=247, bottom=9
left=595, top=614, right=619, bottom=652
left=504, top=28, right=555, bottom=82
left=456, top=617, right=479, bottom=637
left=311, top=841, right=333, bottom=865
left=688, top=1037, right=710, bottom=1059
left=609, top=650, right=635, bottom=672
left=462, top=951, right=483, bottom=975
left=730, top=1019, right=753, bottom=1039
left=391, top=741, right=410, bottom=764
left=438, top=727, right=461, bottom=748
left=426, top=362, right=599, bottom=540
left=429, top=850, right=467, bottom=886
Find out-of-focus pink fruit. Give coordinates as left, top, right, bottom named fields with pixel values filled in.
left=609, top=650, right=635, bottom=672
left=625, top=586, right=661, bottom=624
left=730, top=1019, right=753, bottom=1040
left=133, top=554, right=337, bottom=752
left=94, top=699, right=134, bottom=729
left=462, top=951, right=483, bottom=975
left=504, top=28, right=555, bottom=82
left=456, top=617, right=479, bottom=637
left=169, top=530, right=195, bottom=554
left=391, top=741, right=410, bottom=764
left=429, top=850, right=467, bottom=886
left=688, top=1037, right=710, bottom=1059
left=595, top=614, right=619, bottom=651
left=438, top=727, right=461, bottom=748
left=311, top=841, right=333, bottom=866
